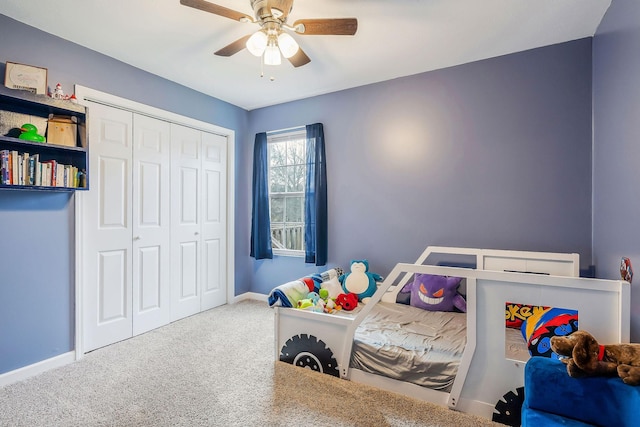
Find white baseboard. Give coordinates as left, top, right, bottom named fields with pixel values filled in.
left=232, top=292, right=268, bottom=303
left=0, top=351, right=76, bottom=388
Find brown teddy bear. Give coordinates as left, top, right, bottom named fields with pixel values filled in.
left=550, top=330, right=640, bottom=385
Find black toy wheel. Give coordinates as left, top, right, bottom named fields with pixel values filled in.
left=279, top=334, right=339, bottom=377
left=492, top=386, right=525, bottom=426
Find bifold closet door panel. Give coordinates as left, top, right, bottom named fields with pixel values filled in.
left=79, top=90, right=232, bottom=352
left=170, top=123, right=202, bottom=321
left=132, top=114, right=171, bottom=335
left=82, top=102, right=134, bottom=352
left=201, top=132, right=228, bottom=311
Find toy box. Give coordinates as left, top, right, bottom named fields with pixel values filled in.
left=47, top=114, right=77, bottom=147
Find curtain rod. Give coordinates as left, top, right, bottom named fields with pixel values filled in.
left=267, top=125, right=305, bottom=136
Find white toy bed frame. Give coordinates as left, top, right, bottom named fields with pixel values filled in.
left=273, top=246, right=630, bottom=420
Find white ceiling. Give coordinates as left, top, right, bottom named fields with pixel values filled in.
left=0, top=0, right=611, bottom=111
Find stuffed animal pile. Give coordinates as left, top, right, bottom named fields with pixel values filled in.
left=268, top=268, right=343, bottom=308
left=268, top=261, right=384, bottom=314
left=550, top=330, right=640, bottom=385
left=295, top=289, right=359, bottom=313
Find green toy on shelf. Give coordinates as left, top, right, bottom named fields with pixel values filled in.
left=18, top=123, right=46, bottom=142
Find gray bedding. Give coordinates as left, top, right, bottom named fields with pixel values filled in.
left=350, top=302, right=467, bottom=392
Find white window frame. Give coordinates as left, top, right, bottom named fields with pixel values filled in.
left=267, top=127, right=307, bottom=257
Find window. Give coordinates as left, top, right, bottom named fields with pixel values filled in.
left=250, top=123, right=326, bottom=265
left=268, top=128, right=306, bottom=256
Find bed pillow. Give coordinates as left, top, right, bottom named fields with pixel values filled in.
left=396, top=291, right=411, bottom=305
left=406, top=273, right=466, bottom=312
left=520, top=307, right=579, bottom=358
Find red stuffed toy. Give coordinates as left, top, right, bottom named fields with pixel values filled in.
left=336, top=293, right=358, bottom=311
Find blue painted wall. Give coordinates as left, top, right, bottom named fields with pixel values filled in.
left=0, top=192, right=74, bottom=372
left=593, top=0, right=640, bottom=341
left=0, top=14, right=250, bottom=374
left=246, top=39, right=594, bottom=295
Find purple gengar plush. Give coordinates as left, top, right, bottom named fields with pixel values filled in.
left=407, top=273, right=466, bottom=312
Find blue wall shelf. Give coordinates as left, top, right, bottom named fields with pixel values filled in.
left=0, top=85, right=88, bottom=191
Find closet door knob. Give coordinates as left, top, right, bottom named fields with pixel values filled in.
left=194, top=232, right=200, bottom=236
left=133, top=236, right=141, bottom=241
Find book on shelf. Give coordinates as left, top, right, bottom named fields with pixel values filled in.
left=55, top=162, right=64, bottom=187
left=28, top=154, right=38, bottom=186
left=20, top=152, right=28, bottom=185
left=41, top=159, right=57, bottom=187
left=41, top=161, right=51, bottom=187
left=34, top=154, right=42, bottom=186
left=1, top=150, right=9, bottom=185
left=10, top=150, right=18, bottom=185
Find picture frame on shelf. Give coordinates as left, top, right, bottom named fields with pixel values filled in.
left=4, top=61, right=48, bottom=95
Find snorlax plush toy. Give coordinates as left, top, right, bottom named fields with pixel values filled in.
left=339, top=260, right=383, bottom=303
left=404, top=273, right=466, bottom=312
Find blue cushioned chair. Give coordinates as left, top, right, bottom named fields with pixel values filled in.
left=523, top=357, right=640, bottom=427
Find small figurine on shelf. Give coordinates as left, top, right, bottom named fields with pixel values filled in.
left=49, top=83, right=74, bottom=101
left=51, top=83, right=65, bottom=99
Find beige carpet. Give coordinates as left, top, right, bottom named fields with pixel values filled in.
left=0, top=300, right=502, bottom=426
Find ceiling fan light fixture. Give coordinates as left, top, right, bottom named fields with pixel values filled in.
left=264, top=43, right=281, bottom=65
left=246, top=30, right=267, bottom=56
left=277, top=32, right=299, bottom=58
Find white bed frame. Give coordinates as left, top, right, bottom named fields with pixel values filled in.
left=274, top=247, right=630, bottom=420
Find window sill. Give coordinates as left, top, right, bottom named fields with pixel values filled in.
left=273, top=249, right=305, bottom=258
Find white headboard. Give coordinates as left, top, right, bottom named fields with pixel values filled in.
left=381, top=246, right=580, bottom=303
left=414, top=246, right=579, bottom=276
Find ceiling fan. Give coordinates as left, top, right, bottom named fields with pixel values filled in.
left=180, top=0, right=358, bottom=67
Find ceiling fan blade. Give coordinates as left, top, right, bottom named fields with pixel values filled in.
left=180, top=0, right=252, bottom=22
left=288, top=48, right=311, bottom=68
left=292, top=18, right=358, bottom=36
left=214, top=34, right=252, bottom=56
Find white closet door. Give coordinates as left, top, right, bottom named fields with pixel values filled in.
left=132, top=114, right=171, bottom=335
left=83, top=102, right=133, bottom=352
left=170, top=124, right=202, bottom=321
left=201, top=132, right=228, bottom=310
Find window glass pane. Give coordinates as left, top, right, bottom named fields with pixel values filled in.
left=271, top=197, right=284, bottom=222
left=270, top=166, right=286, bottom=193
left=287, top=139, right=305, bottom=166
left=287, top=165, right=305, bottom=192
left=285, top=196, right=303, bottom=223
left=270, top=142, right=286, bottom=167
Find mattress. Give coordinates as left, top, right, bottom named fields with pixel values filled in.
left=350, top=302, right=467, bottom=392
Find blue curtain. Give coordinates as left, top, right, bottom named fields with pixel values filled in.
left=304, top=123, right=328, bottom=266
left=250, top=132, right=273, bottom=260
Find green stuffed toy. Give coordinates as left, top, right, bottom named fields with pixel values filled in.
left=19, top=123, right=46, bottom=142
left=339, top=260, right=383, bottom=303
